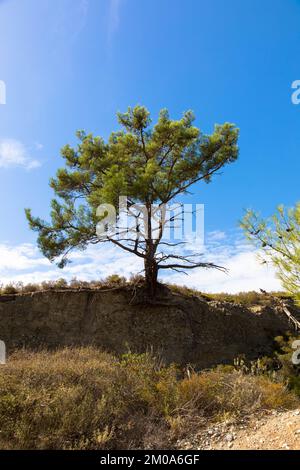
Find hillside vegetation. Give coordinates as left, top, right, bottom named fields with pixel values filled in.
left=0, top=347, right=298, bottom=450
left=0, top=275, right=290, bottom=307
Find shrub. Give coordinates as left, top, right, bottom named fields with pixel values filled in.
left=105, top=274, right=127, bottom=286
left=177, top=369, right=297, bottom=420
left=0, top=348, right=297, bottom=450
left=272, top=335, right=300, bottom=396
left=129, top=274, right=145, bottom=285
left=1, top=283, right=19, bottom=295
left=204, top=291, right=291, bottom=306
left=0, top=349, right=175, bottom=449
left=20, top=283, right=40, bottom=293
left=230, top=339, right=300, bottom=401
left=69, top=278, right=91, bottom=289
left=167, top=285, right=290, bottom=306
left=53, top=278, right=69, bottom=289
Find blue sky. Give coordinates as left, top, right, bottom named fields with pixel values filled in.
left=0, top=0, right=299, bottom=291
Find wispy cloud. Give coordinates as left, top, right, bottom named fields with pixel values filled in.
left=107, top=0, right=123, bottom=51
left=0, top=139, right=41, bottom=170
left=207, top=230, right=226, bottom=242
left=0, top=230, right=281, bottom=293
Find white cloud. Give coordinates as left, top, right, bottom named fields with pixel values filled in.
left=208, top=230, right=226, bottom=241
left=0, top=244, right=49, bottom=271
left=0, top=139, right=41, bottom=170
left=0, top=230, right=282, bottom=293
left=155, top=230, right=281, bottom=293
left=165, top=249, right=281, bottom=293
left=0, top=242, right=143, bottom=285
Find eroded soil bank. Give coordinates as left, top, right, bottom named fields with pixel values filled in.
left=0, top=287, right=297, bottom=368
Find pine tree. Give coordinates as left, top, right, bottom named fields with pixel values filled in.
left=26, top=106, right=239, bottom=294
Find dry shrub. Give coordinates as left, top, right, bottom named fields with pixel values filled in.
left=177, top=369, right=298, bottom=420
left=0, top=349, right=176, bottom=450
left=69, top=278, right=91, bottom=289
left=0, top=349, right=297, bottom=450
left=1, top=279, right=290, bottom=306
left=0, top=276, right=131, bottom=296
left=167, top=285, right=291, bottom=307
left=20, top=283, right=40, bottom=293
left=104, top=274, right=127, bottom=286
left=1, top=283, right=19, bottom=294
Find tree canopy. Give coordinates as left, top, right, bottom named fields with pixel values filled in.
left=26, top=106, right=239, bottom=293
left=241, top=203, right=300, bottom=304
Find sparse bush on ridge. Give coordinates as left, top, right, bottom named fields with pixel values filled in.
left=105, top=274, right=127, bottom=286
left=0, top=279, right=290, bottom=308
left=204, top=290, right=292, bottom=305
left=0, top=348, right=297, bottom=450
left=0, top=283, right=19, bottom=295
left=167, top=284, right=290, bottom=306
left=0, top=276, right=128, bottom=295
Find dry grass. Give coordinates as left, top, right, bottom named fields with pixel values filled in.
left=1, top=278, right=290, bottom=308
left=0, top=348, right=297, bottom=450
left=177, top=368, right=298, bottom=418
left=167, top=284, right=291, bottom=306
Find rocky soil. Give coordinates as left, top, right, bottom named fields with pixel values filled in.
left=177, top=409, right=300, bottom=450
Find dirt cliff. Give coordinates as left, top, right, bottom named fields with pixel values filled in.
left=0, top=286, right=297, bottom=368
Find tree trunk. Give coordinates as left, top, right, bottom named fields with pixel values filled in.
left=144, top=202, right=159, bottom=296
left=144, top=257, right=158, bottom=297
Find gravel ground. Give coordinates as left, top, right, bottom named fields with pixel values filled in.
left=176, top=409, right=300, bottom=450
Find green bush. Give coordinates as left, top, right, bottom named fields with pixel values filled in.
left=105, top=274, right=127, bottom=286
left=273, top=335, right=300, bottom=396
